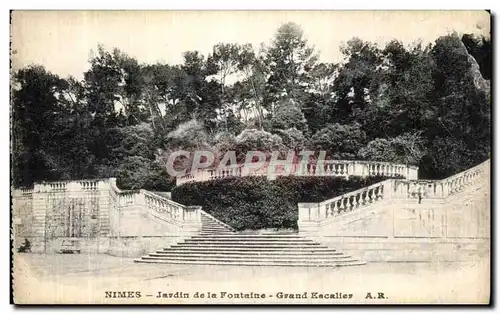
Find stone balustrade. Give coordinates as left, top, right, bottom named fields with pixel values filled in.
left=176, top=160, right=419, bottom=186
left=298, top=180, right=391, bottom=223
left=24, top=179, right=112, bottom=193
left=109, top=179, right=202, bottom=225
left=298, top=159, right=490, bottom=228
left=12, top=187, right=34, bottom=197
left=392, top=159, right=489, bottom=200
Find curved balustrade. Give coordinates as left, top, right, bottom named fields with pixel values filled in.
left=176, top=160, right=419, bottom=186
left=208, top=165, right=243, bottom=180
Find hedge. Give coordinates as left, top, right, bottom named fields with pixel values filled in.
left=171, top=175, right=397, bottom=231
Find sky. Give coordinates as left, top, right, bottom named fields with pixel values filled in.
left=11, top=10, right=490, bottom=79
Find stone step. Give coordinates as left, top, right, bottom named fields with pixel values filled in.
left=170, top=243, right=326, bottom=249
left=140, top=255, right=358, bottom=263
left=182, top=239, right=320, bottom=246
left=193, top=234, right=302, bottom=238
left=183, top=238, right=314, bottom=243
left=148, top=253, right=351, bottom=260
left=201, top=228, right=231, bottom=231
left=159, top=247, right=341, bottom=253
left=156, top=249, right=343, bottom=255
left=199, top=230, right=234, bottom=232
left=134, top=258, right=366, bottom=267
left=201, top=219, right=226, bottom=224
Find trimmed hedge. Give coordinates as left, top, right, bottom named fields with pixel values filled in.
left=171, top=175, right=397, bottom=231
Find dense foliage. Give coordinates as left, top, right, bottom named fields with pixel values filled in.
left=171, top=175, right=398, bottom=230
left=11, top=22, right=491, bottom=188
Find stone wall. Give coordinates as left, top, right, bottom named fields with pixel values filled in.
left=12, top=178, right=202, bottom=257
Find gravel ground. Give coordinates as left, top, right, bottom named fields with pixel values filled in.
left=12, top=252, right=490, bottom=305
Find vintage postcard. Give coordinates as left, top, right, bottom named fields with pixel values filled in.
left=10, top=10, right=491, bottom=305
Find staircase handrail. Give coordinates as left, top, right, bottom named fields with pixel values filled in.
left=299, top=159, right=490, bottom=225
left=109, top=179, right=201, bottom=225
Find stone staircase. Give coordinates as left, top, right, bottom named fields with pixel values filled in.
left=135, top=213, right=365, bottom=267
left=199, top=214, right=235, bottom=235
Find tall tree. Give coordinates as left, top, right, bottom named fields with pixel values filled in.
left=11, top=66, right=95, bottom=186
left=263, top=22, right=318, bottom=107
left=331, top=38, right=382, bottom=126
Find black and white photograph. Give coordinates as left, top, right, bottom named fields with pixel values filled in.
left=9, top=10, right=491, bottom=304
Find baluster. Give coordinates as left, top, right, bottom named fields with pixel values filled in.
left=362, top=190, right=369, bottom=205
left=345, top=197, right=350, bottom=211
left=369, top=189, right=375, bottom=203
left=331, top=200, right=337, bottom=216
left=377, top=185, right=384, bottom=200
left=337, top=198, right=344, bottom=214
left=343, top=198, right=349, bottom=212
left=353, top=194, right=359, bottom=208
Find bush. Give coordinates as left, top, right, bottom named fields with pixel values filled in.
left=171, top=175, right=395, bottom=231
left=311, top=123, right=367, bottom=159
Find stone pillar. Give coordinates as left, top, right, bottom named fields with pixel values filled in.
left=97, top=180, right=111, bottom=238
left=382, top=180, right=394, bottom=199
left=408, top=166, right=419, bottom=180
left=297, top=203, right=322, bottom=236
left=181, top=206, right=203, bottom=236
left=32, top=183, right=48, bottom=252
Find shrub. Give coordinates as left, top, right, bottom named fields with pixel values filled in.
left=171, top=175, right=395, bottom=231
left=311, top=123, right=367, bottom=159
